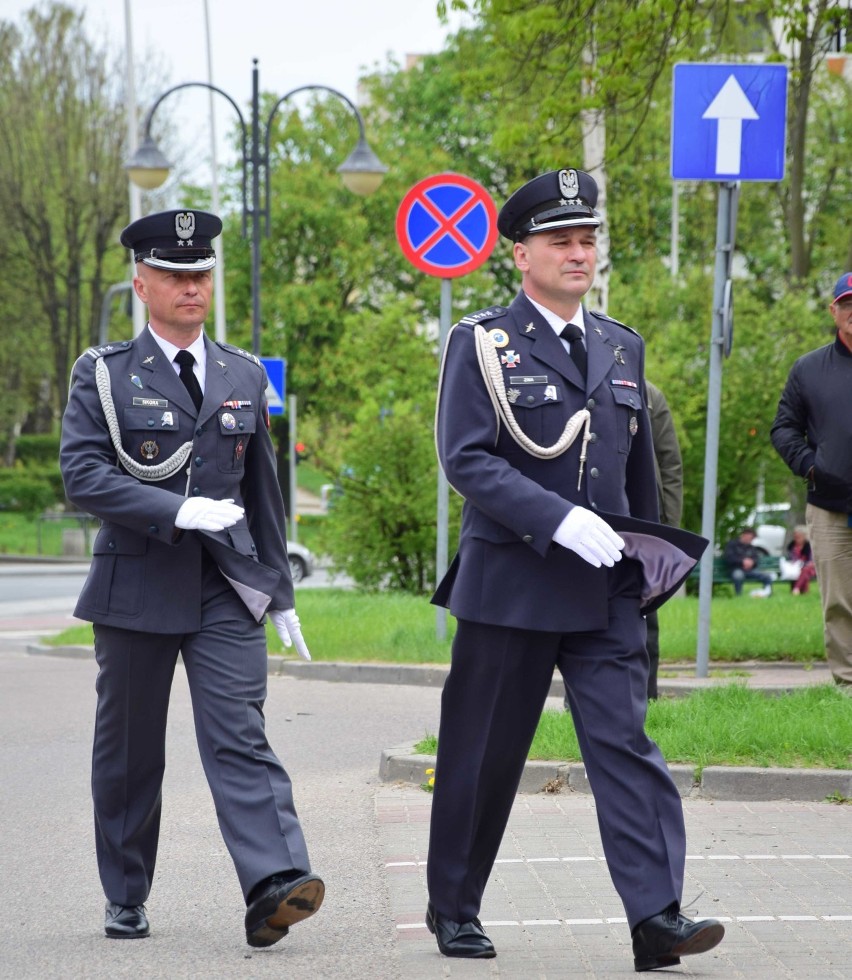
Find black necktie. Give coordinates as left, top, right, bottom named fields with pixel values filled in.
left=174, top=349, right=203, bottom=411
left=560, top=323, right=587, bottom=378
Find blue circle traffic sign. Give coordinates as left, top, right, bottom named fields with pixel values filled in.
left=395, top=173, right=498, bottom=278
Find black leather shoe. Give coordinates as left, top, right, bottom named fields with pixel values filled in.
left=426, top=900, right=496, bottom=958
left=632, top=903, right=724, bottom=972
left=244, top=872, right=325, bottom=948
left=104, top=902, right=149, bottom=939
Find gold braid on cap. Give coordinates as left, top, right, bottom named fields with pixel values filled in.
left=95, top=356, right=194, bottom=483
left=473, top=324, right=592, bottom=489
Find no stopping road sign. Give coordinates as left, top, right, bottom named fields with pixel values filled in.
left=395, top=172, right=498, bottom=278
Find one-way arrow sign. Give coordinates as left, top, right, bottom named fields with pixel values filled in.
left=671, top=63, right=788, bottom=181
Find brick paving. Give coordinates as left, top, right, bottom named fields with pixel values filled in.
left=376, top=788, right=852, bottom=978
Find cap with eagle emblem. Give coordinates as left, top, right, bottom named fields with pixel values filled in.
left=120, top=209, right=222, bottom=271
left=497, top=169, right=601, bottom=242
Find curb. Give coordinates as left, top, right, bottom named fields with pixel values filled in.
left=379, top=744, right=852, bottom=803
left=28, top=645, right=848, bottom=803
left=29, top=646, right=834, bottom=698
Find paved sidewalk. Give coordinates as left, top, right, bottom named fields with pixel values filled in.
left=2, top=641, right=850, bottom=979
left=376, top=787, right=852, bottom=978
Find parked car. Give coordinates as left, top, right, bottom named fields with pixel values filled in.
left=287, top=540, right=314, bottom=583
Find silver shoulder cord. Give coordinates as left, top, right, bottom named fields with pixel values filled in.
left=473, top=323, right=592, bottom=490
left=95, top=356, right=193, bottom=483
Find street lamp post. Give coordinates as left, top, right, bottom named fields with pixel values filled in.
left=126, top=58, right=387, bottom=355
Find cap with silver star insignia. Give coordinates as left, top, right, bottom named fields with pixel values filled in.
left=120, top=209, right=221, bottom=272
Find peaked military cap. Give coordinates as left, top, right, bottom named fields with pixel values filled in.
left=497, top=168, right=600, bottom=242
left=120, top=209, right=222, bottom=271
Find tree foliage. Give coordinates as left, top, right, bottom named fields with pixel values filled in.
left=0, top=2, right=129, bottom=448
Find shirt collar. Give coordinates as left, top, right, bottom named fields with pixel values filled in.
left=147, top=326, right=207, bottom=389
left=525, top=294, right=585, bottom=339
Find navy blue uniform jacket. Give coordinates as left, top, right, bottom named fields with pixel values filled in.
left=60, top=329, right=293, bottom=633
left=433, top=292, right=704, bottom=632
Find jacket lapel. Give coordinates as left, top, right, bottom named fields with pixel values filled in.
left=509, top=293, right=585, bottom=389
left=200, top=339, right=236, bottom=425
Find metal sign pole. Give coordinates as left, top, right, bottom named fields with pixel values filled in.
left=436, top=278, right=452, bottom=641
left=696, top=181, right=737, bottom=676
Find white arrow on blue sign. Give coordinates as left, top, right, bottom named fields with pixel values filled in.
left=260, top=357, right=286, bottom=416
left=671, top=63, right=788, bottom=181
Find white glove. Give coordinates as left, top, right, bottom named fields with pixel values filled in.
left=553, top=506, right=624, bottom=568
left=269, top=609, right=312, bottom=661
left=175, top=497, right=244, bottom=532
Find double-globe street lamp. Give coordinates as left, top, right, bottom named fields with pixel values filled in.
left=125, top=58, right=388, bottom=355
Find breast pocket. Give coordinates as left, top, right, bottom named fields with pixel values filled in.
left=123, top=406, right=184, bottom=464
left=216, top=409, right=256, bottom=473
left=506, top=383, right=563, bottom=444
left=609, top=385, right=644, bottom=454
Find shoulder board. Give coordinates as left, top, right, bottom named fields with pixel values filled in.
left=216, top=341, right=261, bottom=365
left=456, top=306, right=509, bottom=328
left=588, top=310, right=640, bottom=338
left=83, top=341, right=132, bottom=360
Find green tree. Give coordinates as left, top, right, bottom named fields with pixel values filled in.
left=0, top=2, right=130, bottom=447
left=312, top=297, right=461, bottom=592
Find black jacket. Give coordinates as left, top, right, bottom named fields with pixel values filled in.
left=771, top=335, right=852, bottom=513
left=723, top=537, right=764, bottom=571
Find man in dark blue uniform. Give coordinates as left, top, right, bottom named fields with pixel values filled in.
left=425, top=170, right=723, bottom=972
left=60, top=210, right=323, bottom=946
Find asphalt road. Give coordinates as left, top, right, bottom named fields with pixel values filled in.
left=1, top=563, right=849, bottom=979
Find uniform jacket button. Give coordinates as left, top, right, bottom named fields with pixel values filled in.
left=195, top=427, right=203, bottom=437
left=148, top=525, right=159, bottom=534
left=238, top=421, right=245, bottom=429
left=590, top=467, right=599, bottom=479
left=147, top=419, right=155, bottom=427
left=586, top=398, right=596, bottom=409
left=108, top=540, right=116, bottom=550
left=589, top=431, right=597, bottom=443
left=522, top=534, right=534, bottom=544
left=192, top=487, right=201, bottom=496
left=195, top=457, right=203, bottom=466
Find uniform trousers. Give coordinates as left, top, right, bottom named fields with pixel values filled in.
left=806, top=503, right=852, bottom=685
left=91, top=570, right=310, bottom=906
left=427, top=563, right=685, bottom=932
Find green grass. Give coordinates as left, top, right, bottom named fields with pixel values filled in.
left=657, top=585, right=824, bottom=662
left=414, top=685, right=852, bottom=771
left=46, top=589, right=458, bottom=663
left=46, top=586, right=824, bottom=665
left=0, top=512, right=97, bottom=557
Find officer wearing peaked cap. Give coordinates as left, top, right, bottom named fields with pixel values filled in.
left=425, top=171, right=723, bottom=970
left=60, top=209, right=324, bottom=945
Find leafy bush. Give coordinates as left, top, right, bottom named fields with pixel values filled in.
left=0, top=470, right=58, bottom=513
left=13, top=434, right=61, bottom=467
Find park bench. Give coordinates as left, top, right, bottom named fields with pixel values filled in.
left=686, top=554, right=794, bottom=593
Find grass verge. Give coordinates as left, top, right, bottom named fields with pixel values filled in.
left=45, top=587, right=824, bottom=665
left=414, top=685, right=852, bottom=770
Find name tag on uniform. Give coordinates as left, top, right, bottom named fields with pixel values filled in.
left=133, top=397, right=168, bottom=407
left=508, top=375, right=548, bottom=385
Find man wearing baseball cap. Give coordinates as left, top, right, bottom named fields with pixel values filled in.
left=772, top=272, right=852, bottom=690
